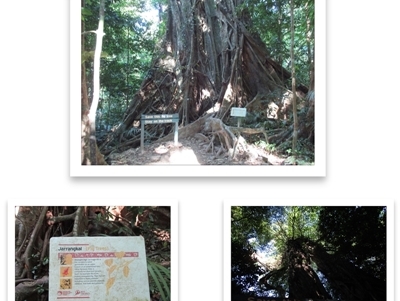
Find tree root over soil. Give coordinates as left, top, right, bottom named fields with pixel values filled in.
left=108, top=114, right=289, bottom=165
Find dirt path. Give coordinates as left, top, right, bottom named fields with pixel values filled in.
left=109, top=138, right=286, bottom=166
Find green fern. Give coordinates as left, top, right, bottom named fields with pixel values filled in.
left=147, top=260, right=170, bottom=301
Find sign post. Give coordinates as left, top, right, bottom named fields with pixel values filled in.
left=141, top=113, right=179, bottom=154
left=230, top=107, right=247, bottom=127
left=49, top=237, right=150, bottom=301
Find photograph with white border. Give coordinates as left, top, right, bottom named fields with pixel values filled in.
left=224, top=199, right=393, bottom=301
left=9, top=199, right=178, bottom=301
left=71, top=0, right=326, bottom=177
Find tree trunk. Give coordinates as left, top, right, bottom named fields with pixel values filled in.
left=81, top=0, right=107, bottom=165
left=287, top=239, right=331, bottom=299
left=290, top=0, right=298, bottom=154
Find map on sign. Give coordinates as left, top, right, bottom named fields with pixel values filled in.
left=49, top=237, right=150, bottom=301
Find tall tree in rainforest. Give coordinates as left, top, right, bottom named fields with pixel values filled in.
left=231, top=206, right=386, bottom=300
left=290, top=0, right=298, bottom=154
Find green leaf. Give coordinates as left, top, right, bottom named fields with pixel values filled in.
left=147, top=260, right=170, bottom=301
left=82, top=8, right=93, bottom=16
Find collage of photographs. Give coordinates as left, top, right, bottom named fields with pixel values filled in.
left=9, top=201, right=393, bottom=301
left=3, top=0, right=398, bottom=301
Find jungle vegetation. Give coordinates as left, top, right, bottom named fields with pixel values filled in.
left=231, top=206, right=387, bottom=300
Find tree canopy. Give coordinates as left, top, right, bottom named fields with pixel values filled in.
left=231, top=206, right=386, bottom=300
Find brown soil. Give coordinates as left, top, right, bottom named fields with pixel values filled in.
left=108, top=138, right=286, bottom=166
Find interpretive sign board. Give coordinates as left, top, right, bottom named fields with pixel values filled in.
left=141, top=113, right=179, bottom=153
left=49, top=237, right=150, bottom=301
left=230, top=107, right=247, bottom=127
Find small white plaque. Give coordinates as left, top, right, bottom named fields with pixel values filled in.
left=230, top=107, right=247, bottom=117
left=49, top=237, right=150, bottom=301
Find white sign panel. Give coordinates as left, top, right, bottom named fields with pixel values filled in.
left=230, top=107, right=247, bottom=117
left=49, top=237, right=150, bottom=301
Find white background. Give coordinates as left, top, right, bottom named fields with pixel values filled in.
left=1, top=0, right=399, bottom=300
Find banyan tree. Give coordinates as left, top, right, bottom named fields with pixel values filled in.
left=82, top=0, right=315, bottom=164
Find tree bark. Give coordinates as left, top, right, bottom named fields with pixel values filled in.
left=81, top=0, right=107, bottom=165
left=290, top=0, right=298, bottom=154
left=15, top=276, right=49, bottom=301
left=287, top=239, right=331, bottom=299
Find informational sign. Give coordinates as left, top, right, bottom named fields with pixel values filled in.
left=141, top=113, right=179, bottom=153
left=49, top=237, right=150, bottom=301
left=230, top=107, right=247, bottom=127
left=230, top=107, right=247, bottom=117
left=141, top=114, right=179, bottom=124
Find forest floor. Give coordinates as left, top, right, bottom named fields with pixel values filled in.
left=108, top=138, right=286, bottom=165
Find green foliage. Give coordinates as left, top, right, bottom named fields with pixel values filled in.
left=82, top=7, right=93, bottom=21
left=147, top=259, right=170, bottom=301
left=42, top=257, right=49, bottom=266
left=267, top=206, right=320, bottom=256
left=237, top=0, right=314, bottom=86
left=286, top=206, right=320, bottom=240
left=231, top=207, right=280, bottom=295
left=255, top=140, right=277, bottom=153
left=278, top=138, right=314, bottom=163
left=231, top=206, right=273, bottom=246
left=29, top=252, right=50, bottom=280
left=82, top=50, right=109, bottom=64
left=83, top=0, right=159, bottom=130
left=34, top=284, right=47, bottom=294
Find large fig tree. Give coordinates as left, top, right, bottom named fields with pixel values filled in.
left=97, top=0, right=314, bottom=159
